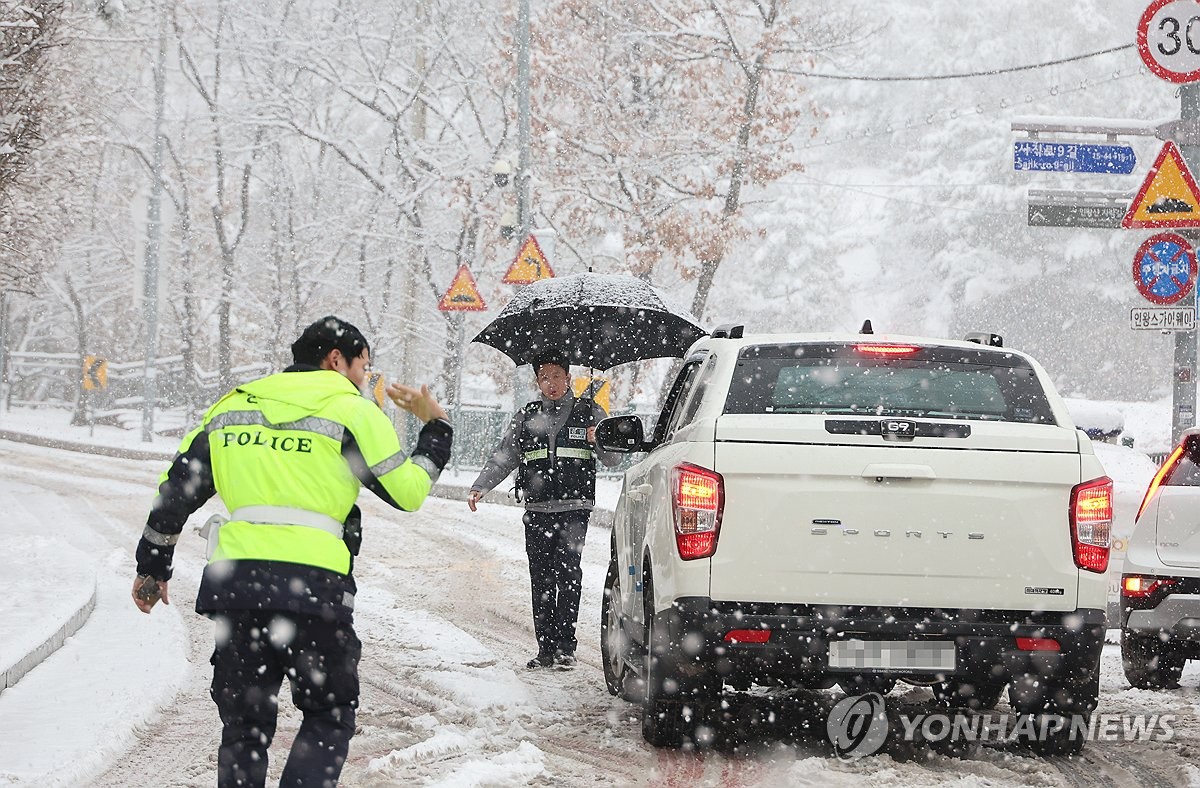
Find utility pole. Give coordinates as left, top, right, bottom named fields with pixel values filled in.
left=512, top=0, right=532, bottom=413
left=1175, top=83, right=1200, bottom=444
left=140, top=0, right=167, bottom=443
left=394, top=0, right=428, bottom=448
left=516, top=0, right=531, bottom=247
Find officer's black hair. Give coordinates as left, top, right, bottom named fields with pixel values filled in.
left=292, top=315, right=371, bottom=367
left=532, top=350, right=569, bottom=376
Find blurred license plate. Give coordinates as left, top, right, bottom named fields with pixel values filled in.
left=827, top=640, right=955, bottom=672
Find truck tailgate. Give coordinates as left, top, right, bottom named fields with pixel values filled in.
left=709, top=417, right=1083, bottom=611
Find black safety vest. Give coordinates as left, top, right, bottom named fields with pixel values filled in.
left=517, top=398, right=597, bottom=503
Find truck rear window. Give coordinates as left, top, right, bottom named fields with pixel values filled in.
left=724, top=343, right=1057, bottom=424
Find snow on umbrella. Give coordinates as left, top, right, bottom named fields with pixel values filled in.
left=472, top=273, right=707, bottom=370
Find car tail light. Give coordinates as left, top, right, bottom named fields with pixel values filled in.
left=1136, top=445, right=1185, bottom=522
left=1070, top=476, right=1112, bottom=573
left=1121, top=575, right=1176, bottom=598
left=724, top=629, right=771, bottom=644
left=1015, top=637, right=1060, bottom=652
left=672, top=463, right=723, bottom=560
left=854, top=344, right=921, bottom=357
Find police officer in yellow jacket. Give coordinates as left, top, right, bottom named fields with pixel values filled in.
left=130, top=316, right=452, bottom=788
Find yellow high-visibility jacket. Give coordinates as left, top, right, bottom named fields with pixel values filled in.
left=135, top=367, right=453, bottom=620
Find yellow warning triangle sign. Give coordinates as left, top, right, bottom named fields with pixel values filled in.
left=572, top=376, right=610, bottom=414
left=438, top=265, right=487, bottom=312
left=1123, top=140, right=1200, bottom=229
left=503, top=235, right=555, bottom=284
left=367, top=372, right=386, bottom=408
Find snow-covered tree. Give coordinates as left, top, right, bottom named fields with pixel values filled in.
left=533, top=0, right=860, bottom=322
left=0, top=0, right=66, bottom=292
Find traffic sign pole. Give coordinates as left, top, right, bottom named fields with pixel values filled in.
left=452, top=314, right=466, bottom=444
left=1176, top=83, right=1200, bottom=442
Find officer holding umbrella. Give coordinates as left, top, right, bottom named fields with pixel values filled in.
left=467, top=350, right=620, bottom=669
left=468, top=272, right=705, bottom=669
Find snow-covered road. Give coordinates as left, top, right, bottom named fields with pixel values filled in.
left=2, top=438, right=1200, bottom=787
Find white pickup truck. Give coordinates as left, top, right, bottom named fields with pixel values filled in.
left=597, top=327, right=1110, bottom=755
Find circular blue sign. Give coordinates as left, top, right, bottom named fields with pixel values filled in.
left=1133, top=232, right=1198, bottom=305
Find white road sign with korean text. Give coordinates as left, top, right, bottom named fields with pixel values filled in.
left=1130, top=306, right=1197, bottom=330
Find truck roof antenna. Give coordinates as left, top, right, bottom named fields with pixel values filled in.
left=860, top=319, right=874, bottom=335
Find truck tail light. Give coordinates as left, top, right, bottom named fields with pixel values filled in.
left=1136, top=445, right=1184, bottom=522
left=672, top=463, right=723, bottom=560
left=1122, top=575, right=1176, bottom=598
left=1070, top=476, right=1112, bottom=574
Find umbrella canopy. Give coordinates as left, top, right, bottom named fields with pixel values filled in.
left=472, top=273, right=707, bottom=370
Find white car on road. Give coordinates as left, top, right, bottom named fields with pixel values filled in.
left=1121, top=427, right=1200, bottom=689
left=597, top=327, right=1111, bottom=755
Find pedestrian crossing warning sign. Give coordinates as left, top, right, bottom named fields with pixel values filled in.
left=438, top=265, right=487, bottom=312
left=1123, top=140, right=1200, bottom=229
left=503, top=234, right=555, bottom=284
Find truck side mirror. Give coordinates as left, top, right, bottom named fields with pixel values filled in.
left=596, top=415, right=646, bottom=453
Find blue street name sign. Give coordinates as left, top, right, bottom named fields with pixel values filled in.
left=1013, top=141, right=1137, bottom=174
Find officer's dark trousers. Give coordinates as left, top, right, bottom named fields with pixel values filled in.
left=523, top=509, right=589, bottom=656
left=210, top=611, right=361, bottom=788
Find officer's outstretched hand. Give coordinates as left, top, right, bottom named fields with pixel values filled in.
left=131, top=574, right=170, bottom=614
left=467, top=489, right=482, bottom=512
left=388, top=382, right=448, bottom=423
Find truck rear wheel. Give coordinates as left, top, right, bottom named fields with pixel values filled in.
left=641, top=572, right=716, bottom=748
left=1012, top=668, right=1099, bottom=756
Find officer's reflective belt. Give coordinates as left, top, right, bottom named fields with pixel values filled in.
left=206, top=410, right=344, bottom=441
left=556, top=447, right=594, bottom=460
left=230, top=506, right=345, bottom=539
left=523, top=449, right=549, bottom=461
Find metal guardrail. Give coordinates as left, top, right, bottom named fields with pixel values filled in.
left=4, top=353, right=271, bottom=418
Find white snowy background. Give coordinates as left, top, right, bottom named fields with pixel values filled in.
left=6, top=0, right=1200, bottom=785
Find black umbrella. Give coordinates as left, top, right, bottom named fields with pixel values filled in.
left=472, top=273, right=707, bottom=370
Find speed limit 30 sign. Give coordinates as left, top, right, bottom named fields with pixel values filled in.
left=1139, top=0, right=1200, bottom=83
